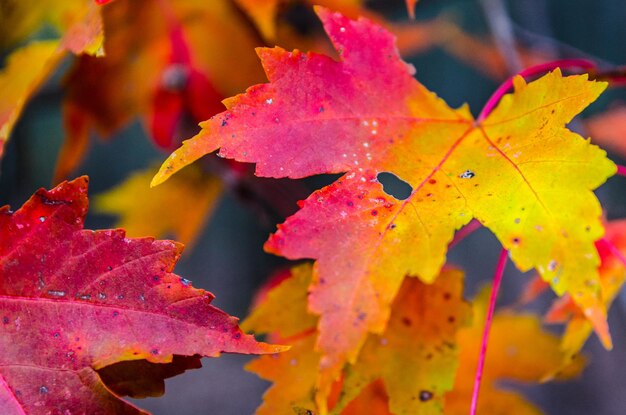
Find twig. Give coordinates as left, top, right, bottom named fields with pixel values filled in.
left=478, top=0, right=523, bottom=74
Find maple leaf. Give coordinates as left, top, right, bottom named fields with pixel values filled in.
left=0, top=0, right=104, bottom=53
left=330, top=267, right=471, bottom=415
left=0, top=42, right=62, bottom=159
left=0, top=177, right=284, bottom=414
left=94, top=164, right=222, bottom=247
left=244, top=264, right=470, bottom=414
left=154, top=7, right=615, bottom=390
left=0, top=0, right=104, bottom=158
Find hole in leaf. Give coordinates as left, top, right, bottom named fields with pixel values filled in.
left=377, top=172, right=412, bottom=200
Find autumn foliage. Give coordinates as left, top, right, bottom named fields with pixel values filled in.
left=1, top=0, right=625, bottom=414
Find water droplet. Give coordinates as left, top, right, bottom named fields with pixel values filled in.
left=339, top=27, right=346, bottom=33
left=289, top=358, right=298, bottom=366
left=98, top=293, right=107, bottom=300
left=265, top=98, right=273, bottom=104
left=39, top=216, right=46, bottom=223
left=514, top=218, right=520, bottom=224
left=371, top=129, right=377, bottom=135
left=77, top=294, right=91, bottom=300
left=181, top=278, right=191, bottom=286
left=47, top=290, right=65, bottom=297
left=39, top=386, right=49, bottom=394
left=459, top=170, right=475, bottom=179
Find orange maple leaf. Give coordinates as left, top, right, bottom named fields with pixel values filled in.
left=154, top=7, right=615, bottom=394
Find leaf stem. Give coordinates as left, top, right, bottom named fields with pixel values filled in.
left=599, top=238, right=626, bottom=268
left=449, top=219, right=482, bottom=249
left=470, top=247, right=509, bottom=415
left=477, top=59, right=597, bottom=122
left=616, top=164, right=626, bottom=177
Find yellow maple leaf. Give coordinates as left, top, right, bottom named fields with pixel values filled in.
left=0, top=41, right=62, bottom=157
left=244, top=265, right=471, bottom=414
left=0, top=0, right=105, bottom=157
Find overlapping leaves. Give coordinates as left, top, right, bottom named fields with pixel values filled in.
left=154, top=8, right=615, bottom=393
left=244, top=264, right=583, bottom=414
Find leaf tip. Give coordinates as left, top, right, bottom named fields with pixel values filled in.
left=585, top=305, right=613, bottom=350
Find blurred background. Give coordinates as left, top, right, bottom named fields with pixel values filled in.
left=1, top=0, right=625, bottom=413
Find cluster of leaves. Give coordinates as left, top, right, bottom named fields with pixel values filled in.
left=1, top=0, right=626, bottom=414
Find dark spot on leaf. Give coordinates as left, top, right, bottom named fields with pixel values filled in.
left=112, top=311, right=119, bottom=317
left=151, top=349, right=159, bottom=355
left=233, top=332, right=242, bottom=339
left=377, top=172, right=412, bottom=200
left=419, top=390, right=433, bottom=402
left=2, top=317, right=8, bottom=324
left=443, top=292, right=451, bottom=301
left=371, top=210, right=378, bottom=216
left=428, top=179, right=437, bottom=184
left=448, top=316, right=455, bottom=323
left=401, top=317, right=412, bottom=326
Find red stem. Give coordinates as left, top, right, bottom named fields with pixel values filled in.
left=616, top=164, right=626, bottom=177
left=599, top=238, right=626, bottom=268
left=470, top=248, right=509, bottom=415
left=449, top=219, right=482, bottom=249
left=477, top=59, right=597, bottom=122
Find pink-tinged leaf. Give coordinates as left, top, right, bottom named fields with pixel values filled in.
left=154, top=6, right=614, bottom=397
left=0, top=177, right=284, bottom=414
